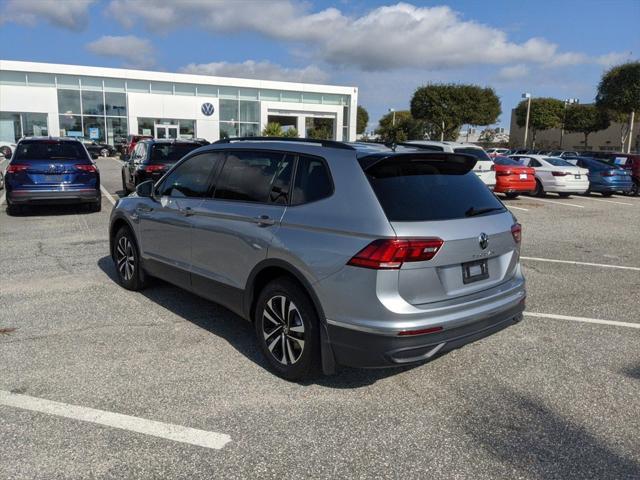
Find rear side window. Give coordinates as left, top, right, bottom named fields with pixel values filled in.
left=494, top=156, right=521, bottom=166
left=291, top=155, right=333, bottom=205
left=157, top=152, right=222, bottom=198
left=14, top=141, right=90, bottom=162
left=148, top=143, right=201, bottom=164
left=545, top=157, right=573, bottom=167
left=365, top=159, right=504, bottom=222
left=453, top=147, right=491, bottom=161
left=214, top=150, right=292, bottom=203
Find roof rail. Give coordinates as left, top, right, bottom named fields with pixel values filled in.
left=395, top=142, right=443, bottom=151
left=214, top=136, right=356, bottom=151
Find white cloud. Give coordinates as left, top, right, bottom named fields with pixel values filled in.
left=86, top=35, right=156, bottom=68
left=180, top=60, right=330, bottom=83
left=595, top=52, right=633, bottom=67
left=496, top=64, right=530, bottom=81
left=106, top=1, right=588, bottom=71
left=0, top=0, right=96, bottom=31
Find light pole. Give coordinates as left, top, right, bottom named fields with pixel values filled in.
left=388, top=108, right=396, bottom=126
left=522, top=93, right=531, bottom=149
left=560, top=98, right=578, bottom=149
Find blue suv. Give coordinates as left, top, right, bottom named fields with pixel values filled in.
left=5, top=137, right=101, bottom=214
left=566, top=156, right=633, bottom=196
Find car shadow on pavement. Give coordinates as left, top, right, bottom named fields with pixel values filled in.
left=97, top=256, right=415, bottom=388
left=5, top=204, right=96, bottom=217
left=622, top=363, right=640, bottom=380
left=461, top=385, right=640, bottom=479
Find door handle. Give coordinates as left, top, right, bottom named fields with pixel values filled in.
left=136, top=205, right=153, bottom=213
left=179, top=206, right=194, bottom=216
left=254, top=215, right=275, bottom=226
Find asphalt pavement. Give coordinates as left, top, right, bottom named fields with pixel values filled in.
left=0, top=156, right=638, bottom=479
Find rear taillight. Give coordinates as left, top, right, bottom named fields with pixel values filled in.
left=347, top=238, right=444, bottom=270
left=601, top=170, right=616, bottom=177
left=511, top=224, right=522, bottom=244
left=75, top=164, right=97, bottom=172
left=551, top=171, right=568, bottom=177
left=496, top=170, right=511, bottom=176
left=6, top=164, right=29, bottom=173
left=143, top=165, right=165, bottom=173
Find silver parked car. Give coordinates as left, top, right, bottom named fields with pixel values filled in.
left=109, top=138, right=526, bottom=380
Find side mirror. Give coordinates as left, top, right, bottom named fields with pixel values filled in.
left=135, top=180, right=154, bottom=198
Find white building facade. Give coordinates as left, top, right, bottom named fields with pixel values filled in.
left=0, top=60, right=358, bottom=145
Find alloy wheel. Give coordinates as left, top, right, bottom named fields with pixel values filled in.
left=262, top=295, right=305, bottom=365
left=116, top=236, right=136, bottom=281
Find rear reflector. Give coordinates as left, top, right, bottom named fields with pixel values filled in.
left=6, top=164, right=29, bottom=173
left=347, top=238, right=444, bottom=269
left=398, top=326, right=443, bottom=336
left=75, top=164, right=97, bottom=172
left=511, top=223, right=522, bottom=244
left=496, top=170, right=512, bottom=176
left=551, top=171, right=569, bottom=177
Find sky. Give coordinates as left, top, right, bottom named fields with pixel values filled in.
left=0, top=0, right=638, bottom=132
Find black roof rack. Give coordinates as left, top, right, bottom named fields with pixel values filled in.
left=214, top=136, right=356, bottom=151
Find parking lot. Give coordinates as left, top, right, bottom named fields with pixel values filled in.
left=1, top=155, right=639, bottom=479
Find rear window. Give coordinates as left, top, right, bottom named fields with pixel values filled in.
left=366, top=158, right=505, bottom=222
left=494, top=156, right=521, bottom=166
left=14, top=140, right=90, bottom=162
left=544, top=157, right=573, bottom=167
left=453, top=147, right=491, bottom=161
left=149, top=143, right=201, bottom=164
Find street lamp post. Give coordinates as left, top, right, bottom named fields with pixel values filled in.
left=560, top=98, right=578, bottom=149
left=522, top=93, right=531, bottom=149
left=388, top=108, right=396, bottom=126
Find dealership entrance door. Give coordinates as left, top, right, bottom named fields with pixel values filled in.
left=154, top=124, right=179, bottom=139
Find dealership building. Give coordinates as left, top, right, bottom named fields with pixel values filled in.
left=0, top=60, right=358, bottom=146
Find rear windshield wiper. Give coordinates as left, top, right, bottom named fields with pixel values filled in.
left=465, top=206, right=504, bottom=217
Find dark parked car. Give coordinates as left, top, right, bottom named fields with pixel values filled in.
left=121, top=139, right=203, bottom=193
left=581, top=151, right=640, bottom=196
left=5, top=137, right=101, bottom=214
left=565, top=156, right=633, bottom=195
left=80, top=139, right=117, bottom=159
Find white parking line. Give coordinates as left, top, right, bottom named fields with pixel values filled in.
left=507, top=205, right=529, bottom=211
left=100, top=184, right=117, bottom=206
left=525, top=312, right=640, bottom=329
left=521, top=256, right=640, bottom=271
left=523, top=196, right=584, bottom=208
left=573, top=196, right=633, bottom=206
left=0, top=390, right=231, bottom=450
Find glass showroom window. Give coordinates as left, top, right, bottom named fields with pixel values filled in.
left=58, top=89, right=81, bottom=115
left=82, top=91, right=104, bottom=116
left=0, top=112, right=22, bottom=142
left=179, top=120, right=195, bottom=139
left=106, top=118, right=128, bottom=145
left=105, top=92, right=127, bottom=116
left=83, top=116, right=106, bottom=142
left=220, top=99, right=259, bottom=138
left=59, top=114, right=83, bottom=137
left=23, top=113, right=48, bottom=137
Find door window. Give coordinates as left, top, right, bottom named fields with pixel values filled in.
left=214, top=151, right=292, bottom=203
left=157, top=153, right=222, bottom=198
left=291, top=155, right=333, bottom=205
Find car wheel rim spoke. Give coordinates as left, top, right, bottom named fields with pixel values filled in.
left=263, top=295, right=305, bottom=366
left=116, top=237, right=135, bottom=281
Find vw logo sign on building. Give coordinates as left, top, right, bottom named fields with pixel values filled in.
left=201, top=102, right=215, bottom=116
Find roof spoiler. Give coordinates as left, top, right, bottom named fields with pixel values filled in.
left=214, top=136, right=356, bottom=151
left=359, top=152, right=478, bottom=174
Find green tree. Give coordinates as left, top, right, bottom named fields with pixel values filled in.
left=375, top=110, right=424, bottom=143
left=282, top=127, right=299, bottom=138
left=515, top=97, right=565, bottom=148
left=306, top=118, right=334, bottom=140
left=356, top=106, right=369, bottom=135
left=262, top=122, right=284, bottom=137
left=411, top=84, right=501, bottom=141
left=564, top=104, right=610, bottom=148
left=596, top=61, right=640, bottom=152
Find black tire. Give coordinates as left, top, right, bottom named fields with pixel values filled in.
left=601, top=192, right=613, bottom=197
left=89, top=198, right=102, bottom=212
left=121, top=170, right=130, bottom=194
left=533, top=179, right=545, bottom=197
left=100, top=148, right=110, bottom=158
left=254, top=277, right=320, bottom=381
left=7, top=202, right=22, bottom=216
left=113, top=227, right=147, bottom=291
left=0, top=172, right=4, bottom=190
left=558, top=193, right=571, bottom=198
left=505, top=192, right=519, bottom=199
left=628, top=182, right=639, bottom=196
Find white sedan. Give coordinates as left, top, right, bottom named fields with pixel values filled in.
left=510, top=155, right=589, bottom=197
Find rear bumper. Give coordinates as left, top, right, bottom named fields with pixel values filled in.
left=327, top=303, right=524, bottom=368
left=546, top=182, right=589, bottom=193
left=589, top=181, right=633, bottom=193
left=7, top=187, right=100, bottom=205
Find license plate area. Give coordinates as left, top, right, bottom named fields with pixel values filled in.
left=462, top=259, right=489, bottom=284
left=41, top=175, right=62, bottom=183
left=574, top=174, right=581, bottom=179
left=520, top=173, right=527, bottom=180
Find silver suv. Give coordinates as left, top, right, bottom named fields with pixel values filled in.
left=109, top=138, right=525, bottom=380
